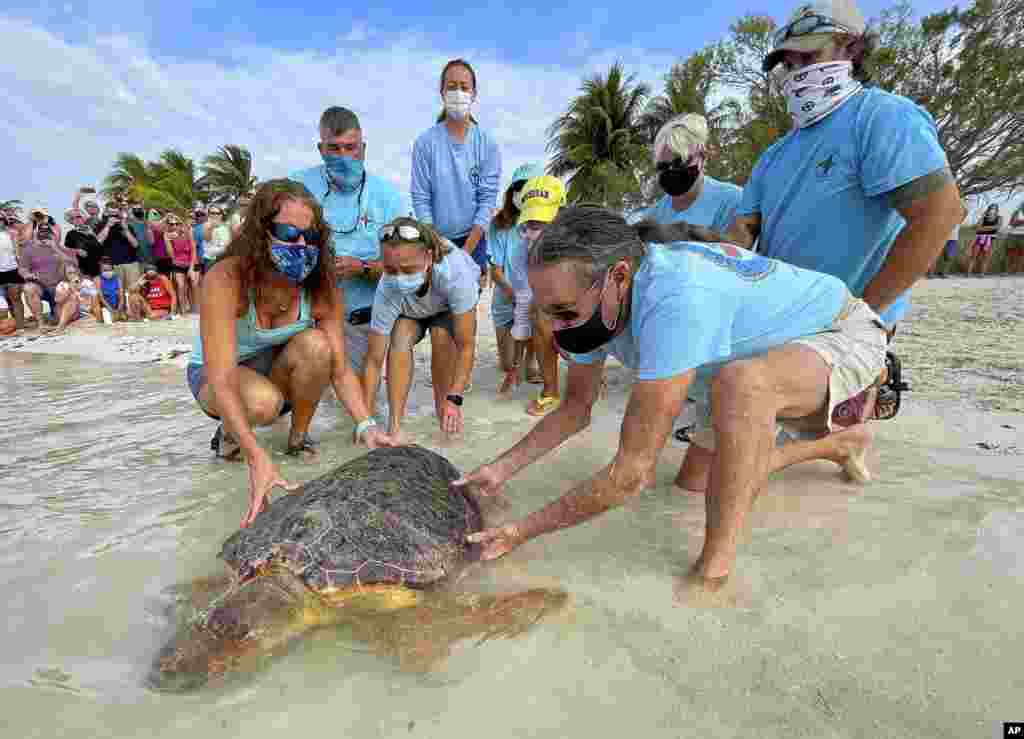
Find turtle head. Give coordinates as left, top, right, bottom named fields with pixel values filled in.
left=148, top=568, right=324, bottom=693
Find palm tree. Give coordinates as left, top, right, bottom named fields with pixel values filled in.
left=136, top=149, right=203, bottom=216
left=103, top=153, right=153, bottom=202
left=199, top=145, right=257, bottom=206
left=547, top=62, right=650, bottom=207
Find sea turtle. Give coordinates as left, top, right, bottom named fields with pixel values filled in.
left=150, top=445, right=566, bottom=692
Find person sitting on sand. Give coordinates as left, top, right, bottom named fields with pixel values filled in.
left=187, top=178, right=399, bottom=528
left=97, top=257, right=126, bottom=321
left=487, top=163, right=546, bottom=395
left=128, top=264, right=178, bottom=320
left=968, top=204, right=1001, bottom=277
left=454, top=206, right=890, bottom=589
left=51, top=264, right=101, bottom=332
left=17, top=217, right=82, bottom=328
left=361, top=217, right=481, bottom=438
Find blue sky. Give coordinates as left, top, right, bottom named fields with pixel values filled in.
left=3, top=0, right=1018, bottom=220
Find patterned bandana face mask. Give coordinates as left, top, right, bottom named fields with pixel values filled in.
left=269, top=241, right=320, bottom=283
left=782, top=61, right=861, bottom=128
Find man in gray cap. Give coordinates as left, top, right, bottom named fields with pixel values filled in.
left=674, top=0, right=965, bottom=493
left=290, top=107, right=402, bottom=377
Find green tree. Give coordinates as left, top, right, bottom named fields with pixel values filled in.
left=199, top=145, right=257, bottom=207
left=873, top=0, right=1024, bottom=197
left=128, top=149, right=203, bottom=216
left=0, top=199, right=23, bottom=214
left=102, top=153, right=153, bottom=202
left=547, top=62, right=651, bottom=209
left=711, top=15, right=791, bottom=184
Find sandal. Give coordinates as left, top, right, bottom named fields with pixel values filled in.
left=526, top=395, right=559, bottom=417
left=211, top=425, right=241, bottom=461
left=673, top=425, right=694, bottom=443
left=285, top=434, right=319, bottom=457
left=831, top=351, right=909, bottom=426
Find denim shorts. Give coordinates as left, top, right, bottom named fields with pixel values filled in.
left=186, top=346, right=292, bottom=421
left=452, top=234, right=489, bottom=272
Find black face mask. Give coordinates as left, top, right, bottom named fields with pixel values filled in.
left=552, top=276, right=624, bottom=355
left=658, top=161, right=701, bottom=197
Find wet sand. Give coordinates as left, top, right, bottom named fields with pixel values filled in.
left=1, top=275, right=1021, bottom=737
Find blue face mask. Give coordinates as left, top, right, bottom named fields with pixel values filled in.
left=269, top=241, right=319, bottom=283
left=386, top=270, right=427, bottom=295
left=323, top=154, right=364, bottom=192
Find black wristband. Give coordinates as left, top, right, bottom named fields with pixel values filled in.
left=446, top=394, right=464, bottom=407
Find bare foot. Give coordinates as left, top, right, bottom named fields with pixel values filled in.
left=498, top=370, right=519, bottom=395
left=828, top=423, right=874, bottom=483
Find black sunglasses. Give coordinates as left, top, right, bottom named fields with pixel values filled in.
left=655, top=157, right=694, bottom=174
left=773, top=13, right=856, bottom=47
left=270, top=222, right=322, bottom=246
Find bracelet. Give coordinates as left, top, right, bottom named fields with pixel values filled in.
left=354, top=418, right=377, bottom=438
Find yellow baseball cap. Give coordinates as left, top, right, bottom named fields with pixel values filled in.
left=517, top=176, right=566, bottom=226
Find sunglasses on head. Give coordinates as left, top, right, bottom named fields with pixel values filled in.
left=269, top=222, right=322, bottom=246
left=380, top=224, right=424, bottom=243
left=773, top=13, right=855, bottom=47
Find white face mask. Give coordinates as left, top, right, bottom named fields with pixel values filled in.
left=444, top=90, right=473, bottom=120
left=782, top=61, right=861, bottom=129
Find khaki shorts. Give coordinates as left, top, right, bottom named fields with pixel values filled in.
left=690, top=297, right=888, bottom=451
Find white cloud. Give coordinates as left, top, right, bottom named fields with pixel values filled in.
left=0, top=15, right=677, bottom=216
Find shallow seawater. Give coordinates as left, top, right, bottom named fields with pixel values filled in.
left=1, top=352, right=1022, bottom=739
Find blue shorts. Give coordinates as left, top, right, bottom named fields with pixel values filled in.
left=944, top=239, right=958, bottom=259
left=452, top=234, right=489, bottom=272
left=186, top=346, right=293, bottom=421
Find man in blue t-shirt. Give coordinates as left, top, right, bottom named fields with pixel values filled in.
left=290, top=106, right=402, bottom=374
left=671, top=0, right=965, bottom=493
left=452, top=206, right=889, bottom=587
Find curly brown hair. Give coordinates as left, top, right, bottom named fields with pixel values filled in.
left=219, top=178, right=338, bottom=306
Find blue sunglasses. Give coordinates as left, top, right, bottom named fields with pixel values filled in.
left=270, top=222, right=322, bottom=246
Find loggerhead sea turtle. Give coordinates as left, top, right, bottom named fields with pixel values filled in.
left=149, top=445, right=566, bottom=692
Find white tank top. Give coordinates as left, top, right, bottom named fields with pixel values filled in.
left=0, top=231, right=17, bottom=272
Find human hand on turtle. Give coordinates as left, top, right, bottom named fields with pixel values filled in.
left=450, top=463, right=508, bottom=507
left=243, top=450, right=299, bottom=528
left=357, top=424, right=403, bottom=449
left=466, top=522, right=526, bottom=561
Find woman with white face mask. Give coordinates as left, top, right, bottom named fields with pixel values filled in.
left=410, top=59, right=502, bottom=290
left=361, top=217, right=482, bottom=440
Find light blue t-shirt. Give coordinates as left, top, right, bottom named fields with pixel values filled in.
left=737, top=87, right=948, bottom=326
left=633, top=175, right=742, bottom=233
left=192, top=223, right=205, bottom=262
left=370, top=246, right=481, bottom=337
left=486, top=223, right=528, bottom=326
left=568, top=243, right=849, bottom=381
left=410, top=123, right=502, bottom=240
left=289, top=166, right=403, bottom=313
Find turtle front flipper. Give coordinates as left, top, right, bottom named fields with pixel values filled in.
left=148, top=567, right=333, bottom=693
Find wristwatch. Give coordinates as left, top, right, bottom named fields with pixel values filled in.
left=361, top=260, right=370, bottom=278
left=445, top=393, right=464, bottom=407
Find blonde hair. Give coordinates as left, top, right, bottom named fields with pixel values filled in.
left=652, top=114, right=708, bottom=164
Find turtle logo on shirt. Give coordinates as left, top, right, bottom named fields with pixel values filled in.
left=685, top=242, right=776, bottom=281
left=817, top=153, right=836, bottom=177
left=469, top=165, right=481, bottom=187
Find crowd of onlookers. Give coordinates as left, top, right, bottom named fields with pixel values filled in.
left=0, top=190, right=253, bottom=334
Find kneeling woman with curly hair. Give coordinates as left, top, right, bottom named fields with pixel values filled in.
left=186, top=179, right=400, bottom=528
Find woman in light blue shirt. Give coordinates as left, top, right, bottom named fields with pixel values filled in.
left=410, top=59, right=502, bottom=285
left=487, top=162, right=545, bottom=393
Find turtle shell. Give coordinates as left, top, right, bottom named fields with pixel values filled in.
left=219, top=445, right=483, bottom=592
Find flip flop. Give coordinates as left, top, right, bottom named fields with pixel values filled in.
left=526, top=395, right=559, bottom=417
